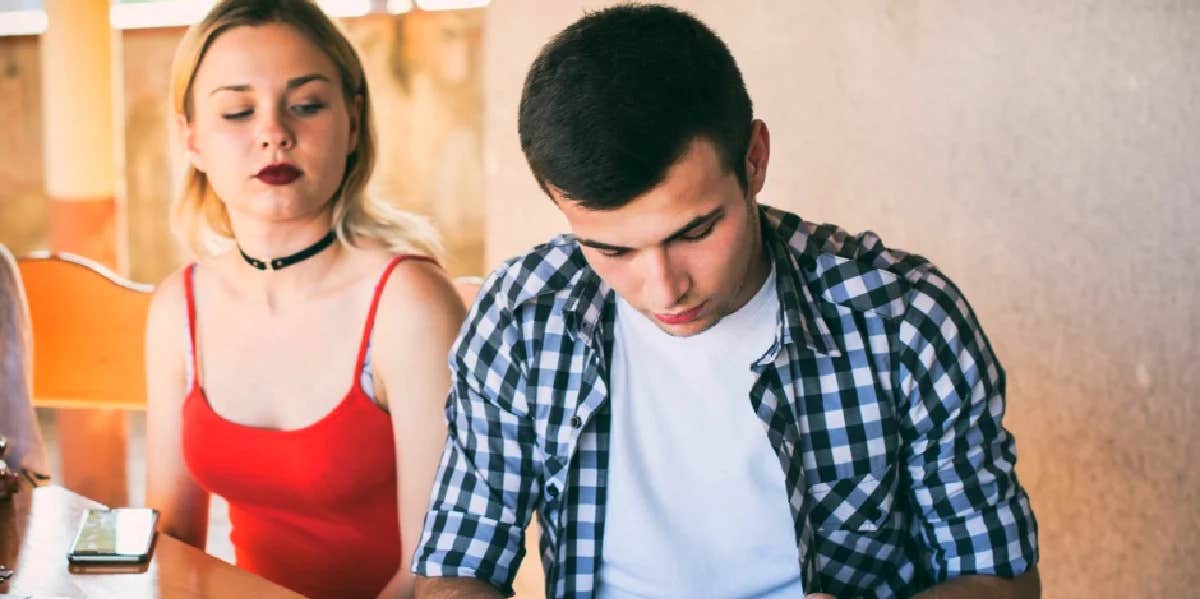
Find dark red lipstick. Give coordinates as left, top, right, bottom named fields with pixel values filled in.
left=255, top=163, right=302, bottom=185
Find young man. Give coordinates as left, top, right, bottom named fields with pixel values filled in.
left=414, top=5, right=1038, bottom=598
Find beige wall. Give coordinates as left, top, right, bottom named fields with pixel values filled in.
left=121, top=27, right=184, bottom=281
left=483, top=2, right=1200, bottom=597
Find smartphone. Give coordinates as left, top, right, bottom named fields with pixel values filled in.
left=66, top=507, right=159, bottom=564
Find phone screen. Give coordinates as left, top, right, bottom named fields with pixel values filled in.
left=67, top=508, right=159, bottom=563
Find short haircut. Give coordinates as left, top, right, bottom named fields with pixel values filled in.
left=518, top=3, right=754, bottom=210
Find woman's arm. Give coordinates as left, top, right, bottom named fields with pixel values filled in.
left=144, top=267, right=211, bottom=549
left=373, top=260, right=467, bottom=599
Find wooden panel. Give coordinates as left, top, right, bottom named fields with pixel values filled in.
left=0, top=35, right=48, bottom=256
left=46, top=196, right=118, bottom=269
left=16, top=253, right=152, bottom=410
left=121, top=26, right=186, bottom=284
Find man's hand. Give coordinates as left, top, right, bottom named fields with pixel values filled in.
left=413, top=576, right=504, bottom=599
left=913, top=567, right=1041, bottom=598
left=0, top=437, right=20, bottom=499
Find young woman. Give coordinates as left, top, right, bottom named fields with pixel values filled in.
left=144, top=2, right=465, bottom=598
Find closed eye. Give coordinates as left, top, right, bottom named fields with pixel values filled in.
left=290, top=102, right=325, bottom=116
left=222, top=108, right=253, bottom=120
left=678, top=221, right=716, bottom=242
left=597, top=247, right=632, bottom=259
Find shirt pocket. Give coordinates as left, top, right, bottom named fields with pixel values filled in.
left=807, top=465, right=898, bottom=535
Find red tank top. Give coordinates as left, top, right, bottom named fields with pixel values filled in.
left=181, top=255, right=433, bottom=599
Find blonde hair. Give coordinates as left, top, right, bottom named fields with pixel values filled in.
left=168, top=0, right=440, bottom=258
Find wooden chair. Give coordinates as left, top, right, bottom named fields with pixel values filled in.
left=16, top=252, right=153, bottom=410
left=16, top=252, right=152, bottom=505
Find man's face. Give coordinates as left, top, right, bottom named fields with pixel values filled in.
left=552, top=124, right=771, bottom=337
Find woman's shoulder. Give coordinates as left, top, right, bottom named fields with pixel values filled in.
left=144, top=263, right=198, bottom=364
left=147, top=263, right=194, bottom=324
left=147, top=254, right=231, bottom=312
left=383, top=254, right=459, bottom=310
left=365, top=250, right=466, bottom=388
left=367, top=250, right=464, bottom=333
left=342, top=244, right=446, bottom=295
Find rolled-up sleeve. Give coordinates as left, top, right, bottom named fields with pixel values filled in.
left=896, top=268, right=1038, bottom=582
left=411, top=274, right=540, bottom=596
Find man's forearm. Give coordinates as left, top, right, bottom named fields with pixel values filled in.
left=413, top=576, right=505, bottom=599
left=913, top=566, right=1041, bottom=599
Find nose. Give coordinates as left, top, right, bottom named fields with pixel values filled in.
left=256, top=108, right=294, bottom=150
left=642, top=246, right=690, bottom=310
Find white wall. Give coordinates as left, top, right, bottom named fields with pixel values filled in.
left=483, top=2, right=1200, bottom=597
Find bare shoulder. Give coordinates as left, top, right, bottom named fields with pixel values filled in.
left=146, top=264, right=192, bottom=340
left=145, top=264, right=195, bottom=401
left=367, top=255, right=465, bottom=408
left=375, top=255, right=466, bottom=334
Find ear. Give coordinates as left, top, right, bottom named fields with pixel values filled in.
left=176, top=113, right=206, bottom=173
left=346, top=93, right=363, bottom=155
left=545, top=182, right=570, bottom=212
left=744, top=119, right=770, bottom=197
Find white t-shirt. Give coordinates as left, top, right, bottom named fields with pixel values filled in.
left=596, top=265, right=805, bottom=598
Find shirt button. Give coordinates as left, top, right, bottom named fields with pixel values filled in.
left=571, top=415, right=583, bottom=428
left=546, top=484, right=559, bottom=499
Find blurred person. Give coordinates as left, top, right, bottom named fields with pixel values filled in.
left=413, top=5, right=1039, bottom=599
left=0, top=244, right=48, bottom=499
left=144, top=1, right=465, bottom=598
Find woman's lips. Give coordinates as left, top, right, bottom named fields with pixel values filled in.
left=654, top=301, right=706, bottom=325
left=255, top=164, right=302, bottom=185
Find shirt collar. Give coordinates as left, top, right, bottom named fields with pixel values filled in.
left=562, top=251, right=615, bottom=355
left=559, top=205, right=912, bottom=364
left=757, top=208, right=843, bottom=364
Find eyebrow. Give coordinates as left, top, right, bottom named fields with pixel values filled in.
left=210, top=73, right=331, bottom=95
left=577, top=206, right=726, bottom=253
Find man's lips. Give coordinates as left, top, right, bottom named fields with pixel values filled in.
left=654, top=301, right=706, bottom=325
left=255, top=163, right=302, bottom=185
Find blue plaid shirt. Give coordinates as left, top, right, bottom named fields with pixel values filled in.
left=414, top=206, right=1038, bottom=598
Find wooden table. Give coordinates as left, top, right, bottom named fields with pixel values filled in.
left=1, top=483, right=302, bottom=598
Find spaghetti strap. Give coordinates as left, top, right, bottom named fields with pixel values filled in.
left=183, top=263, right=201, bottom=391
left=351, top=254, right=439, bottom=388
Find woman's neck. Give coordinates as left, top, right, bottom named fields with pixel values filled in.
left=226, top=216, right=347, bottom=312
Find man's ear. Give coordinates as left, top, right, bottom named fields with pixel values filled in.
left=177, top=113, right=206, bottom=173
left=744, top=119, right=770, bottom=196
left=546, top=182, right=569, bottom=212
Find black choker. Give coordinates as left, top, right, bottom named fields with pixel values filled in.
left=238, top=231, right=337, bottom=271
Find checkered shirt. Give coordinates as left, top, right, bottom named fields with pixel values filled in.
left=413, top=206, right=1038, bottom=598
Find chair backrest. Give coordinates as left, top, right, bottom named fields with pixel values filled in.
left=0, top=244, right=48, bottom=471
left=16, top=252, right=153, bottom=410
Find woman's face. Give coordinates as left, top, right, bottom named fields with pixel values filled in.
left=182, top=22, right=359, bottom=227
